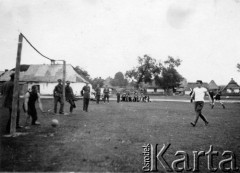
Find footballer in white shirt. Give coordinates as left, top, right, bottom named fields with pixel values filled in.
left=190, top=80, right=213, bottom=127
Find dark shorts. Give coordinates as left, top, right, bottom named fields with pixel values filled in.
left=215, top=96, right=221, bottom=100
left=194, top=101, right=204, bottom=113
left=104, top=94, right=109, bottom=98
left=23, top=104, right=37, bottom=116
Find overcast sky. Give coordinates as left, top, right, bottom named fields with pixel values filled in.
left=0, top=0, right=240, bottom=85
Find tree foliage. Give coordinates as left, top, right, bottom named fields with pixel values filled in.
left=156, top=56, right=183, bottom=92
left=237, top=63, right=240, bottom=72
left=155, top=67, right=183, bottom=90
left=74, top=66, right=91, bottom=82
left=91, top=77, right=105, bottom=89
left=110, top=72, right=128, bottom=87
left=164, top=56, right=181, bottom=68
left=125, top=55, right=162, bottom=84
left=125, top=55, right=183, bottom=92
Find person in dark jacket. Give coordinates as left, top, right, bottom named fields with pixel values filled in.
left=95, top=84, right=101, bottom=104
left=103, top=85, right=110, bottom=104
left=53, top=79, right=64, bottom=114
left=82, top=83, right=90, bottom=112
left=212, top=90, right=225, bottom=109
left=2, top=73, right=22, bottom=133
left=116, top=90, right=121, bottom=103
left=65, top=81, right=76, bottom=113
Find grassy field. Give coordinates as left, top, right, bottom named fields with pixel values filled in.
left=0, top=98, right=240, bottom=172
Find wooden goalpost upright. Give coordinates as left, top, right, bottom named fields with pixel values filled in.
left=9, top=33, right=67, bottom=136
left=62, top=60, right=66, bottom=111
left=10, top=33, right=23, bottom=135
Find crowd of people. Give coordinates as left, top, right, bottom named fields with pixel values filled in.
left=119, top=91, right=151, bottom=102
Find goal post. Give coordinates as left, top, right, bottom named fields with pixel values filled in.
left=10, top=33, right=23, bottom=135
left=62, top=60, right=66, bottom=113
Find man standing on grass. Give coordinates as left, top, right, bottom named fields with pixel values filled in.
left=116, top=90, right=121, bottom=103
left=53, top=79, right=64, bottom=114
left=65, top=81, right=76, bottom=114
left=190, top=80, right=212, bottom=127
left=82, top=83, right=90, bottom=112
left=2, top=73, right=22, bottom=134
left=23, top=85, right=44, bottom=127
left=103, top=85, right=110, bottom=104
left=95, top=84, right=101, bottom=104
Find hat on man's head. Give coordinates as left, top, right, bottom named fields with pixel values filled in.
left=57, top=79, right=62, bottom=82
left=196, top=80, right=203, bottom=84
left=66, top=81, right=70, bottom=84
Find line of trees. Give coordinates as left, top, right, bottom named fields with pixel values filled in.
left=125, top=55, right=183, bottom=93
left=110, top=72, right=128, bottom=87
left=74, top=59, right=239, bottom=94
left=74, top=55, right=183, bottom=93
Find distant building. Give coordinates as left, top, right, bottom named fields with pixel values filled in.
left=0, top=64, right=91, bottom=96
left=140, top=81, right=164, bottom=95
left=221, top=78, right=239, bottom=95
left=208, top=80, right=219, bottom=91
left=176, top=78, right=188, bottom=95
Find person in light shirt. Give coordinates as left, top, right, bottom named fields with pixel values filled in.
left=190, top=80, right=212, bottom=127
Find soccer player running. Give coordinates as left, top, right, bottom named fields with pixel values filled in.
left=81, top=83, right=90, bottom=112
left=65, top=81, right=76, bottom=114
left=23, top=85, right=44, bottom=127
left=212, top=89, right=225, bottom=109
left=190, top=80, right=212, bottom=127
left=103, top=85, right=110, bottom=104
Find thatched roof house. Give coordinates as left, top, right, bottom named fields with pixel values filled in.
left=208, top=80, right=219, bottom=90
left=0, top=64, right=91, bottom=96
left=0, top=71, right=4, bottom=76
left=186, top=82, right=209, bottom=91
left=0, top=64, right=88, bottom=83
left=222, top=78, right=239, bottom=95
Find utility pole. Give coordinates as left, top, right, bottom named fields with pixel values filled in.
left=10, top=33, right=23, bottom=135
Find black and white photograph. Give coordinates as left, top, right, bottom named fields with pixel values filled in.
left=0, top=0, right=240, bottom=172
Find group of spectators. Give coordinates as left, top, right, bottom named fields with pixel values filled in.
left=119, top=91, right=151, bottom=103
